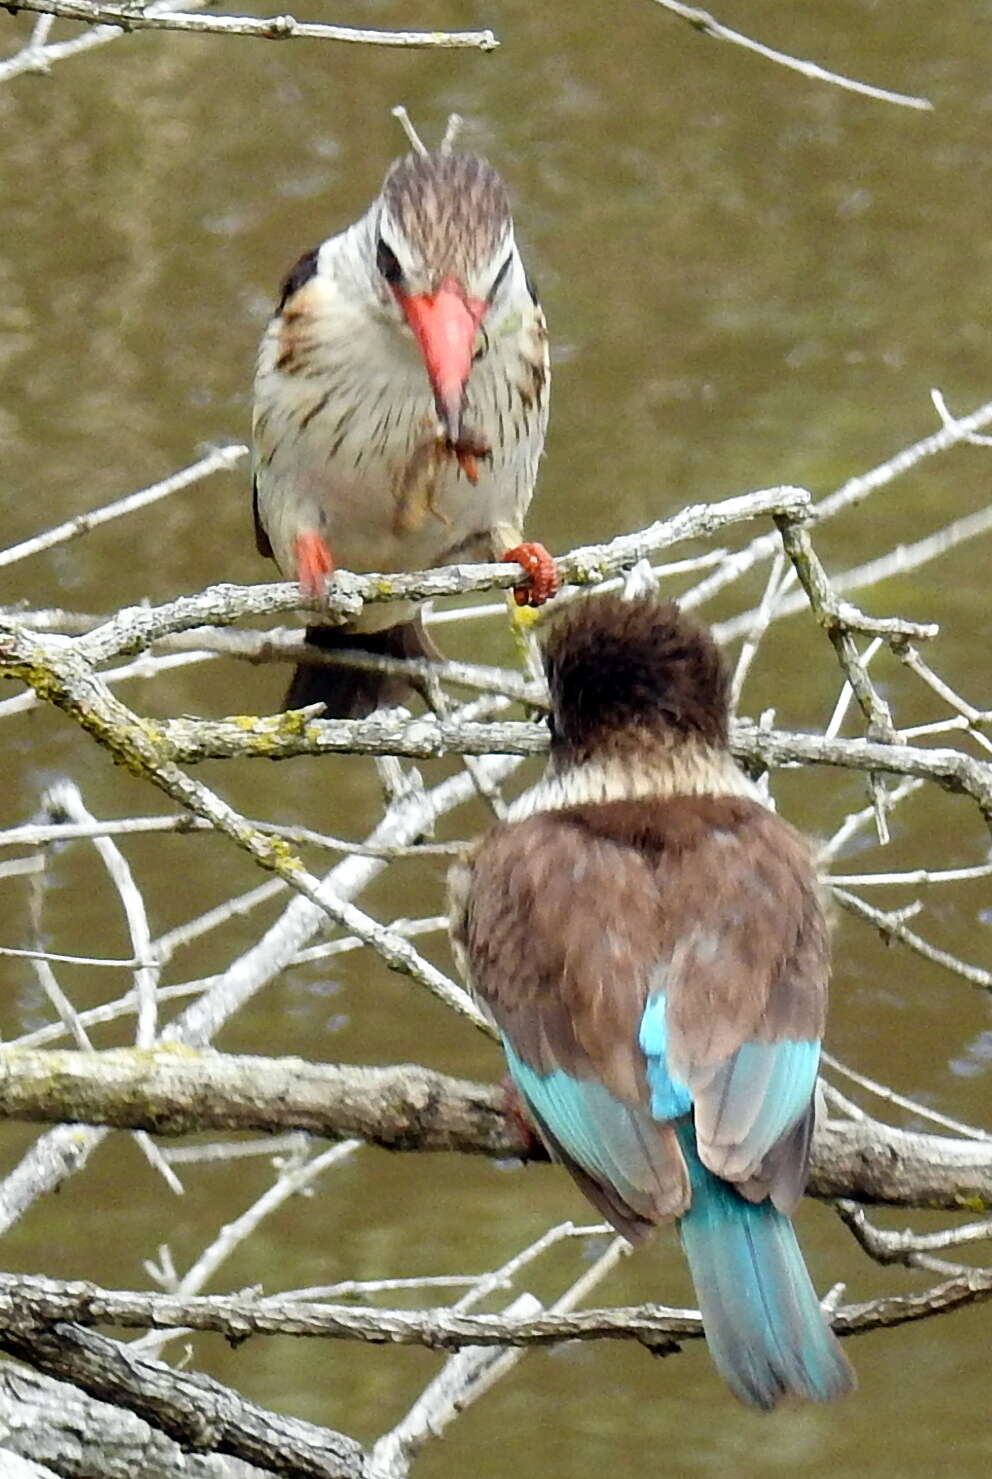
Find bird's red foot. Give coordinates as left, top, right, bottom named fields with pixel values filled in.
left=500, top=1075, right=543, bottom=1156
left=502, top=542, right=559, bottom=608
left=294, top=531, right=335, bottom=599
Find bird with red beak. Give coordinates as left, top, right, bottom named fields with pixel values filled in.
left=252, top=134, right=557, bottom=717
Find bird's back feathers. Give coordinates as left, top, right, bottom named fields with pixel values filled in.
left=456, top=795, right=828, bottom=1217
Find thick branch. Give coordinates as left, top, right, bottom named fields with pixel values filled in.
left=1, top=1048, right=990, bottom=1209
left=735, top=724, right=992, bottom=830
left=147, top=712, right=992, bottom=831
left=8, top=618, right=979, bottom=825
left=0, top=1364, right=264, bottom=1478
left=0, top=1049, right=512, bottom=1156
left=0, top=1317, right=365, bottom=1479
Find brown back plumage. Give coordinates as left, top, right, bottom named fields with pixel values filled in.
left=459, top=795, right=827, bottom=1216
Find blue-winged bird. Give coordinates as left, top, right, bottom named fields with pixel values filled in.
left=449, top=593, right=854, bottom=1408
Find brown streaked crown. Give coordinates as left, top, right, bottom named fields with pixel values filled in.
left=380, top=151, right=511, bottom=284
left=543, top=594, right=730, bottom=757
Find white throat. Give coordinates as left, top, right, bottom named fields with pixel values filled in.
left=507, top=745, right=765, bottom=822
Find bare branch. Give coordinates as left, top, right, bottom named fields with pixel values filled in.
left=832, top=887, right=992, bottom=992
left=46, top=484, right=811, bottom=666
left=826, top=862, right=992, bottom=889
left=715, top=501, right=992, bottom=647
left=0, top=1050, right=511, bottom=1155
left=0, top=1364, right=264, bottom=1478
left=1, top=1265, right=991, bottom=1357
left=0, top=446, right=246, bottom=569
left=685, top=392, right=992, bottom=612
left=835, top=1201, right=992, bottom=1268
left=152, top=715, right=992, bottom=833
left=42, top=781, right=160, bottom=1045
left=822, top=1052, right=992, bottom=1143
left=391, top=104, right=429, bottom=156
left=2, top=0, right=498, bottom=50
left=649, top=0, right=932, bottom=110
left=0, top=759, right=517, bottom=1232
left=0, top=1314, right=365, bottom=1479
left=1, top=1047, right=990, bottom=1209
left=734, top=724, right=992, bottom=833
left=5, top=605, right=991, bottom=836
left=1, top=0, right=208, bottom=82
left=134, top=1138, right=360, bottom=1359
left=773, top=514, right=919, bottom=843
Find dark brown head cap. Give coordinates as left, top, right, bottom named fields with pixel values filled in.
left=543, top=594, right=730, bottom=759
left=380, top=151, right=511, bottom=287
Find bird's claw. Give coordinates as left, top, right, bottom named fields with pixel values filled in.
left=502, top=542, right=559, bottom=608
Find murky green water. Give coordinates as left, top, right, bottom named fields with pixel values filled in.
left=2, top=1, right=991, bottom=1472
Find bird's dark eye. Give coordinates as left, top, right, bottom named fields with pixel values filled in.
left=376, top=237, right=403, bottom=287
left=488, top=254, right=512, bottom=303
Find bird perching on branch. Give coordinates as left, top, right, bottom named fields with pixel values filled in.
left=252, top=110, right=557, bottom=718
left=449, top=593, right=855, bottom=1409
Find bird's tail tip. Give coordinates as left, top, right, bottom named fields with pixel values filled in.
left=679, top=1175, right=855, bottom=1410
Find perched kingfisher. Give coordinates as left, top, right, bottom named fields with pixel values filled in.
left=449, top=593, right=854, bottom=1408
left=252, top=136, right=556, bottom=718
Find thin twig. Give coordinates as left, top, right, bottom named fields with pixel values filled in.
left=685, top=392, right=992, bottom=612
left=822, top=1051, right=992, bottom=1144
left=2, top=0, right=498, bottom=50
left=832, top=887, right=992, bottom=992
left=0, top=446, right=246, bottom=570
left=649, top=0, right=931, bottom=110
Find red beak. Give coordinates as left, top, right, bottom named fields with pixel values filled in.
left=400, top=276, right=486, bottom=444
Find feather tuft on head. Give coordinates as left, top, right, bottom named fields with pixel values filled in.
left=543, top=594, right=730, bottom=758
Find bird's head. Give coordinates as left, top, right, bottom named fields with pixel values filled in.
left=373, top=149, right=517, bottom=446
left=542, top=594, right=730, bottom=765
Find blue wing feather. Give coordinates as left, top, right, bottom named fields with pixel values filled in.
left=638, top=992, right=693, bottom=1119
left=640, top=990, right=818, bottom=1181
left=502, top=1039, right=685, bottom=1222
left=694, top=1038, right=820, bottom=1180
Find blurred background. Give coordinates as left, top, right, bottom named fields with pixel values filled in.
left=2, top=1, right=992, bottom=1473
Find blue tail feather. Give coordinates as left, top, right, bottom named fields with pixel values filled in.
left=677, top=1129, right=854, bottom=1409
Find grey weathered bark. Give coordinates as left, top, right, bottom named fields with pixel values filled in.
left=0, top=1320, right=364, bottom=1479
left=0, top=1364, right=263, bottom=1478
left=1, top=1266, right=990, bottom=1354
left=0, top=1047, right=989, bottom=1209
